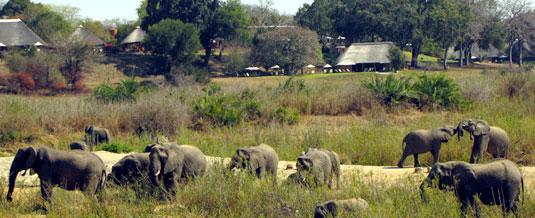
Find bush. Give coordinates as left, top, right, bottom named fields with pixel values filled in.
left=94, top=79, right=153, bottom=103
left=0, top=100, right=38, bottom=143
left=498, top=70, right=535, bottom=99
left=129, top=94, right=191, bottom=136
left=192, top=84, right=262, bottom=127
left=101, top=142, right=134, bottom=153
left=365, top=74, right=414, bottom=108
left=272, top=106, right=301, bottom=125
left=413, top=74, right=470, bottom=111
left=388, top=47, right=406, bottom=71
left=7, top=73, right=35, bottom=93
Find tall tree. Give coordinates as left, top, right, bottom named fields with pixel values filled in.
left=141, top=0, right=249, bottom=67
left=143, top=19, right=201, bottom=81
left=23, top=4, right=73, bottom=41
left=500, top=0, right=533, bottom=67
left=252, top=27, right=324, bottom=74
left=295, top=0, right=335, bottom=38
left=0, top=0, right=31, bottom=17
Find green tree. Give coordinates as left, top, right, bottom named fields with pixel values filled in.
left=387, top=47, right=406, bottom=72
left=426, top=0, right=470, bottom=70
left=141, top=0, right=249, bottom=67
left=143, top=19, right=201, bottom=82
left=23, top=4, right=73, bottom=41
left=252, top=27, right=324, bottom=74
left=137, top=0, right=148, bottom=20
left=0, top=0, right=31, bottom=17
left=295, top=0, right=335, bottom=38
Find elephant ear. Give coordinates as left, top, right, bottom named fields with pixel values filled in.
left=85, top=125, right=93, bottom=133
left=237, top=148, right=250, bottom=160
left=24, top=147, right=37, bottom=169
left=434, top=127, right=454, bottom=142
left=451, top=163, right=476, bottom=187
left=144, top=144, right=156, bottom=153
left=163, top=148, right=180, bottom=174
left=297, top=157, right=313, bottom=169
left=472, top=120, right=490, bottom=136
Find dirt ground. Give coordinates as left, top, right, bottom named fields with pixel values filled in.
left=1, top=151, right=533, bottom=191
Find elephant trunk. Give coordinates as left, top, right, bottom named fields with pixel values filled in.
left=7, top=169, right=20, bottom=202
left=456, top=124, right=464, bottom=141
left=149, top=158, right=163, bottom=187
left=419, top=178, right=432, bottom=203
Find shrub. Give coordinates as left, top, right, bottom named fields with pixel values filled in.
left=272, top=106, right=301, bottom=125
left=365, top=74, right=414, bottom=108
left=7, top=73, right=35, bottom=93
left=192, top=84, right=262, bottom=127
left=94, top=79, right=153, bottom=103
left=0, top=100, right=38, bottom=143
left=388, top=47, right=406, bottom=71
left=498, top=70, right=535, bottom=99
left=101, top=142, right=134, bottom=153
left=277, top=77, right=306, bottom=93
left=5, top=52, right=27, bottom=73
left=413, top=74, right=470, bottom=111
left=129, top=94, right=191, bottom=136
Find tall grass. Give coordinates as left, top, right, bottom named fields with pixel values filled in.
left=1, top=166, right=533, bottom=217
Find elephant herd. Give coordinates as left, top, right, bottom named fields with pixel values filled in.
left=5, top=120, right=526, bottom=217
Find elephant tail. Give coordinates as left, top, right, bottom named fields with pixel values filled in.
left=96, top=169, right=106, bottom=193
left=401, top=137, right=407, bottom=151
left=522, top=176, right=525, bottom=206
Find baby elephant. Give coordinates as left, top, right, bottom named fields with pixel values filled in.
left=229, top=143, right=279, bottom=178
left=420, top=159, right=524, bottom=217
left=296, top=148, right=340, bottom=188
left=69, top=141, right=88, bottom=151
left=314, top=198, right=369, bottom=218
left=398, top=126, right=457, bottom=168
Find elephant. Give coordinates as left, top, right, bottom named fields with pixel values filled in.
left=149, top=143, right=207, bottom=197
left=84, top=125, right=111, bottom=151
left=69, top=141, right=87, bottom=151
left=456, top=119, right=509, bottom=163
left=7, top=146, right=106, bottom=202
left=296, top=148, right=340, bottom=188
left=314, top=198, right=369, bottom=218
left=420, top=159, right=524, bottom=217
left=108, top=145, right=157, bottom=186
left=229, top=143, right=279, bottom=178
left=397, top=126, right=457, bottom=168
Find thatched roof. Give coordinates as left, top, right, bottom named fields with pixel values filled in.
left=336, top=42, right=395, bottom=66
left=121, top=26, right=146, bottom=44
left=448, top=43, right=505, bottom=59
left=0, top=19, right=46, bottom=47
left=70, top=25, right=105, bottom=46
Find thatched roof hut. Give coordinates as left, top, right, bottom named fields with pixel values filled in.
left=70, top=25, right=105, bottom=46
left=120, top=26, right=146, bottom=45
left=335, top=42, right=396, bottom=72
left=0, top=19, right=46, bottom=47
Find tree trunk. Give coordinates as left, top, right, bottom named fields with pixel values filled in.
left=443, top=48, right=449, bottom=70
left=411, top=44, right=420, bottom=68
left=458, top=42, right=463, bottom=67
left=509, top=42, right=514, bottom=67
left=204, top=43, right=212, bottom=67
left=519, top=40, right=523, bottom=67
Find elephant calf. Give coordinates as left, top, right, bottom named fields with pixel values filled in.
left=398, top=126, right=457, bottom=168
left=69, top=141, right=88, bottom=151
left=108, top=145, right=157, bottom=186
left=314, top=198, right=369, bottom=218
left=229, top=143, right=279, bottom=178
left=296, top=148, right=340, bottom=188
left=420, top=159, right=524, bottom=217
left=7, top=146, right=106, bottom=201
left=84, top=125, right=111, bottom=151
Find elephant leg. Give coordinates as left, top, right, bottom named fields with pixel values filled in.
left=413, top=154, right=421, bottom=167
left=398, top=152, right=409, bottom=168
left=432, top=148, right=442, bottom=164
left=469, top=143, right=480, bottom=164
left=40, top=181, right=53, bottom=201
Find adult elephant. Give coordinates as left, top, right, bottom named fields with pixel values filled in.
left=398, top=126, right=457, bottom=168
left=296, top=148, right=340, bottom=189
left=108, top=145, right=156, bottom=185
left=456, top=119, right=509, bottom=163
left=229, top=143, right=279, bottom=178
left=6, top=146, right=106, bottom=201
left=84, top=125, right=111, bottom=151
left=149, top=143, right=207, bottom=197
left=420, top=159, right=524, bottom=217
left=314, top=198, right=369, bottom=218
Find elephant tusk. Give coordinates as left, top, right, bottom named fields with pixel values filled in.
left=21, top=170, right=27, bottom=176
left=155, top=169, right=160, bottom=176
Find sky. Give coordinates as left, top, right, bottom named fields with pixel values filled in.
left=29, top=0, right=313, bottom=21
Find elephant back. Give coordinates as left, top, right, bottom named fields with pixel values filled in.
left=178, top=145, right=208, bottom=177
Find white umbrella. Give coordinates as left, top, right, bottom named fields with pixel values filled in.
left=323, top=64, right=332, bottom=68
left=245, top=67, right=260, bottom=71
left=304, top=64, right=315, bottom=68
left=270, top=65, right=280, bottom=69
